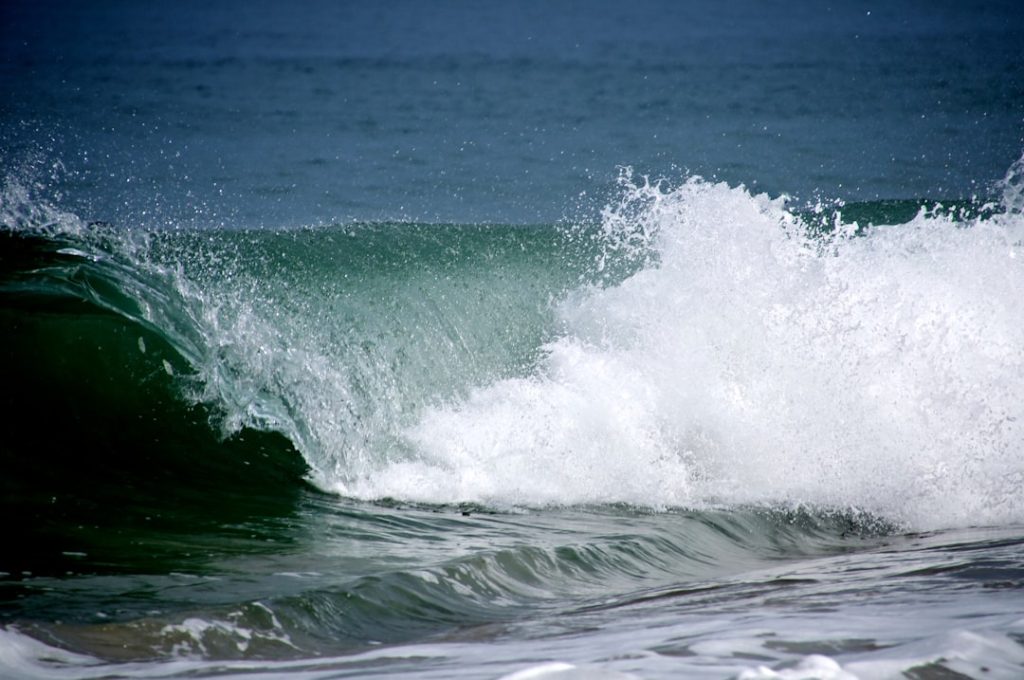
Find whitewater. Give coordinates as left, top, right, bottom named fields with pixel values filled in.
left=367, top=169, right=1024, bottom=529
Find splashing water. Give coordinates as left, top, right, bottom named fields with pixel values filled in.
left=1000, top=152, right=1024, bottom=215
left=363, top=171, right=1024, bottom=530
left=5, top=157, right=1024, bottom=531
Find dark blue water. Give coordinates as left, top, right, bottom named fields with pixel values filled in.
left=3, top=0, right=1022, bottom=226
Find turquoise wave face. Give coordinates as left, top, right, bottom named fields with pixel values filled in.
left=0, top=234, right=308, bottom=580
left=0, top=222, right=596, bottom=463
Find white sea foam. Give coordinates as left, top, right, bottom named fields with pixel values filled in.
left=0, top=627, right=100, bottom=677
left=352, top=166, right=1024, bottom=530
left=739, top=654, right=857, bottom=680
left=497, top=662, right=640, bottom=680
left=843, top=627, right=1024, bottom=680
left=157, top=604, right=296, bottom=658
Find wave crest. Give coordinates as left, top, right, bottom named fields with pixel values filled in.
left=377, top=173, right=1024, bottom=529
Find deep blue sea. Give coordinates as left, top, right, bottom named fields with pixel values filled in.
left=3, top=1, right=1024, bottom=678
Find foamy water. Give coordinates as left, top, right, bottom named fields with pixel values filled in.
left=351, top=170, right=1024, bottom=530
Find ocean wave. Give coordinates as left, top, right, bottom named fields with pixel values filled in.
left=3, top=157, right=1024, bottom=531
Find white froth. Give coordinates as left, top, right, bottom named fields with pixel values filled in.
left=739, top=654, right=856, bottom=680
left=354, top=171, right=1024, bottom=529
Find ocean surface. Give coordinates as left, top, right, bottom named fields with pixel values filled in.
left=3, top=1, right=1024, bottom=678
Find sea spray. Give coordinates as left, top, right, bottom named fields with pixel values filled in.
left=380, top=172, right=1024, bottom=529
